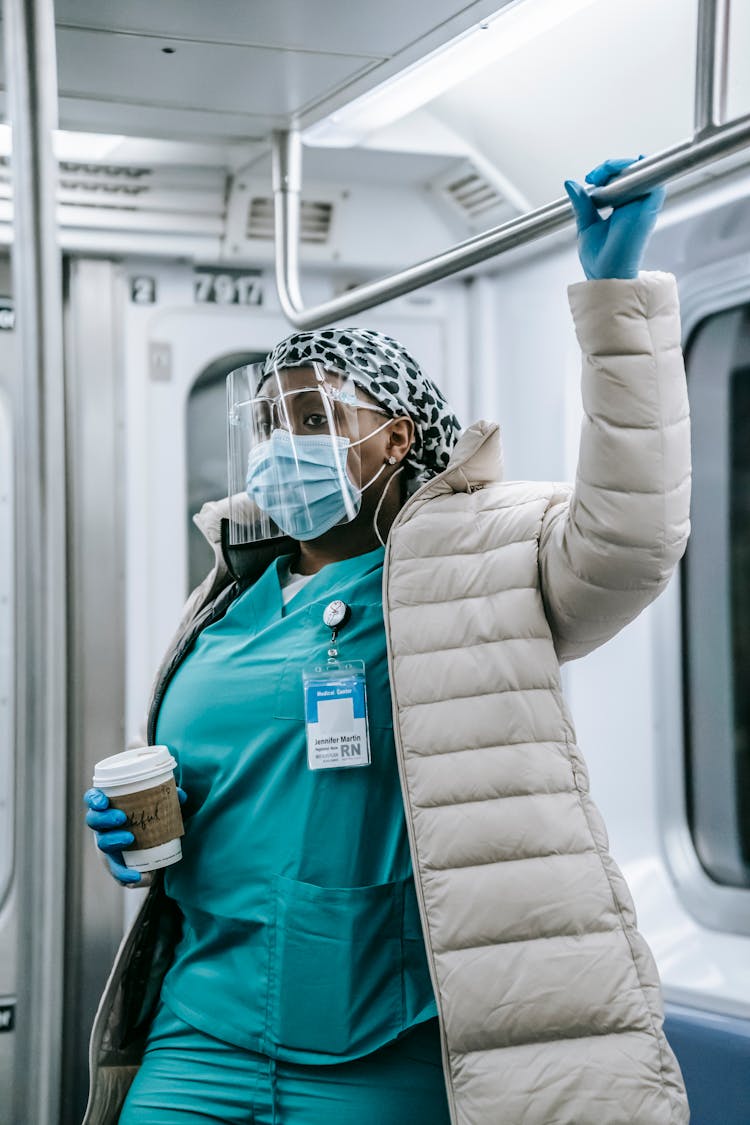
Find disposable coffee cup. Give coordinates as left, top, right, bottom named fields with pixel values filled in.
left=92, top=745, right=184, bottom=872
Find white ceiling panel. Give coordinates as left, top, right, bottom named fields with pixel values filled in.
left=53, top=0, right=486, bottom=59
left=248, top=146, right=458, bottom=187
left=49, top=27, right=376, bottom=118
left=51, top=97, right=280, bottom=144
left=0, top=1, right=509, bottom=142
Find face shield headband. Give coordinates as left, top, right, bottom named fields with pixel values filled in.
left=260, top=328, right=462, bottom=496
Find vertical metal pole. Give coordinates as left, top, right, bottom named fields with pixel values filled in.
left=62, top=260, right=128, bottom=1121
left=3, top=2, right=67, bottom=1124
left=694, top=0, right=731, bottom=135
left=272, top=128, right=304, bottom=320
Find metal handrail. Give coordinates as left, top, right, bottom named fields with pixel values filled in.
left=273, top=0, right=742, bottom=330
left=3, top=1, right=67, bottom=1124
left=694, top=0, right=730, bottom=135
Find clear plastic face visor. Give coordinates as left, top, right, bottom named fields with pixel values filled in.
left=227, top=361, right=369, bottom=546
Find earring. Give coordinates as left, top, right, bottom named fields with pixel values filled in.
left=387, top=456, right=397, bottom=465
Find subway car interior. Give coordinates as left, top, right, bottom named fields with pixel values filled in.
left=2, top=0, right=750, bottom=1122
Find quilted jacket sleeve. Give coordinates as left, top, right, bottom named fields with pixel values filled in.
left=538, top=271, right=691, bottom=662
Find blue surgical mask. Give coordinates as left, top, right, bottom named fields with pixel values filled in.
left=246, top=429, right=362, bottom=541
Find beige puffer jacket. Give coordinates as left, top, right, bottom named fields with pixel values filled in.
left=383, top=272, right=690, bottom=1125
left=85, top=271, right=690, bottom=1125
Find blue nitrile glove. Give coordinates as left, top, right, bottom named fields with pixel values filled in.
left=84, top=785, right=187, bottom=887
left=563, top=156, right=666, bottom=280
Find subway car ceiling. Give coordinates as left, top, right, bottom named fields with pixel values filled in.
left=0, top=0, right=749, bottom=268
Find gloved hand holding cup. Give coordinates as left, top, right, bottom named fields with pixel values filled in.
left=85, top=745, right=186, bottom=886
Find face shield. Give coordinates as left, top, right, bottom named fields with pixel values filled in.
left=227, top=361, right=390, bottom=546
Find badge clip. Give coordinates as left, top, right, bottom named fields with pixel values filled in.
left=323, top=600, right=351, bottom=661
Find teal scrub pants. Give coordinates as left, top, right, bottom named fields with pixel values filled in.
left=118, top=1002, right=452, bottom=1125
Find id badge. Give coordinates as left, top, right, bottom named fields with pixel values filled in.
left=303, top=660, right=371, bottom=770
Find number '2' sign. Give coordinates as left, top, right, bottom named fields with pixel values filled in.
left=194, top=271, right=263, bottom=307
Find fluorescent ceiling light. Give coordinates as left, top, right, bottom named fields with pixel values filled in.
left=304, top=0, right=600, bottom=147
left=0, top=125, right=124, bottom=161
left=53, top=131, right=125, bottom=162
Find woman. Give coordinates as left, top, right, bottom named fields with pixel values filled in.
left=84, top=159, right=691, bottom=1124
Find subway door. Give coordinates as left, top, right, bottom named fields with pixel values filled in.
left=123, top=275, right=295, bottom=718
left=120, top=266, right=469, bottom=749
left=0, top=257, right=17, bottom=1124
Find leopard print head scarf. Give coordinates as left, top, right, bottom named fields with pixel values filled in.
left=261, top=327, right=462, bottom=493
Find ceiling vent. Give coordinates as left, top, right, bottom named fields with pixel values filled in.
left=444, top=168, right=506, bottom=221
left=246, top=196, right=333, bottom=244
left=429, top=158, right=521, bottom=233
left=0, top=156, right=226, bottom=226
left=58, top=161, right=151, bottom=201
left=59, top=160, right=151, bottom=180
left=0, top=156, right=233, bottom=255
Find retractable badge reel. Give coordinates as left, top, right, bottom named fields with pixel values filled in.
left=302, top=600, right=371, bottom=771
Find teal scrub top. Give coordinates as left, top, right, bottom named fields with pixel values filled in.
left=156, top=547, right=437, bottom=1062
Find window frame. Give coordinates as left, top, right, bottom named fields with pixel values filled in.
left=0, top=388, right=13, bottom=911
left=656, top=254, right=750, bottom=936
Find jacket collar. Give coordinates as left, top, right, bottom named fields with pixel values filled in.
left=193, top=492, right=243, bottom=550
left=418, top=420, right=503, bottom=499
left=193, top=495, right=293, bottom=588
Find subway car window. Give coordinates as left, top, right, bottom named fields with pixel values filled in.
left=186, top=353, right=264, bottom=592
left=734, top=361, right=750, bottom=877
left=684, top=306, right=750, bottom=888
left=0, top=390, right=12, bottom=908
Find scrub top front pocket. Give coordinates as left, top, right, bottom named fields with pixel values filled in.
left=273, top=618, right=394, bottom=731
left=267, top=873, right=406, bottom=1057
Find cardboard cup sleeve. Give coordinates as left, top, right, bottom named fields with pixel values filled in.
left=112, top=777, right=185, bottom=850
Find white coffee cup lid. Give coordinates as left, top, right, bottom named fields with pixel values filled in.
left=93, top=745, right=176, bottom=788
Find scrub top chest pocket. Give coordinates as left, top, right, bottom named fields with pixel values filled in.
left=273, top=599, right=394, bottom=733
